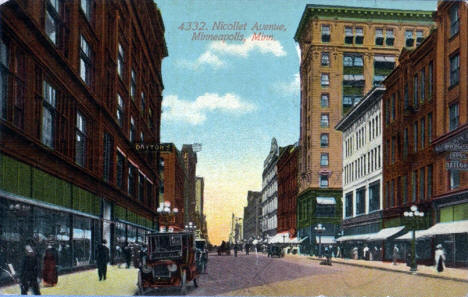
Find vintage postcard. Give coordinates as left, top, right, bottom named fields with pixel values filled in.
left=0, top=0, right=467, bottom=296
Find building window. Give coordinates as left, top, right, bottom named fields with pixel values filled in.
left=405, top=30, right=414, bottom=47
left=391, top=93, right=395, bottom=121
left=412, top=170, right=417, bottom=202
left=45, top=0, right=59, bottom=45
left=345, top=27, right=353, bottom=44
left=130, top=117, right=135, bottom=142
left=345, top=192, right=353, bottom=217
left=419, top=168, right=425, bottom=200
left=42, top=81, right=56, bottom=148
left=356, top=187, right=365, bottom=214
left=80, top=35, right=92, bottom=85
left=403, top=128, right=408, bottom=159
left=450, top=4, right=460, bottom=37
left=321, top=52, right=329, bottom=66
left=386, top=29, right=394, bottom=46
left=141, top=92, right=146, bottom=113
left=449, top=54, right=460, bottom=87
left=319, top=175, right=328, bottom=188
left=117, top=43, right=124, bottom=78
left=416, top=30, right=424, bottom=46
left=428, top=62, right=433, bottom=99
left=80, top=0, right=92, bottom=21
left=420, top=69, right=425, bottom=103
left=321, top=73, right=329, bottom=87
left=449, top=170, right=459, bottom=190
left=138, top=173, right=144, bottom=202
left=391, top=137, right=395, bottom=164
left=355, top=27, right=363, bottom=44
left=343, top=54, right=363, bottom=67
left=420, top=118, right=425, bottom=149
left=413, top=74, right=418, bottom=108
left=369, top=182, right=380, bottom=212
left=427, top=165, right=432, bottom=199
left=390, top=180, right=394, bottom=207
left=321, top=93, right=329, bottom=107
left=375, top=28, right=384, bottom=46
left=128, top=163, right=135, bottom=196
left=413, top=122, right=418, bottom=152
left=140, top=131, right=144, bottom=143
left=320, top=133, right=329, bottom=147
left=404, top=84, right=409, bottom=110
left=402, top=175, right=408, bottom=204
left=116, top=94, right=124, bottom=127
left=320, top=153, right=329, bottom=167
left=75, top=112, right=86, bottom=167
left=0, top=39, right=8, bottom=119
left=449, top=103, right=459, bottom=131
left=116, top=151, right=124, bottom=189
left=320, top=113, right=329, bottom=127
left=103, top=133, right=113, bottom=182
left=131, top=69, right=137, bottom=99
left=321, top=25, right=330, bottom=42
left=428, top=113, right=432, bottom=143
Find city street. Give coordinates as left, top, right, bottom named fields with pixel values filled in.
left=2, top=253, right=468, bottom=296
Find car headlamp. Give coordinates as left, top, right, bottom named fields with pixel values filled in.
left=167, top=263, right=177, bottom=272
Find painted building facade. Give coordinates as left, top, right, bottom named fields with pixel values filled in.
left=243, top=190, right=262, bottom=241
left=261, top=138, right=279, bottom=238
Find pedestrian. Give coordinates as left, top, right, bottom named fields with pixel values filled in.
left=234, top=244, right=238, bottom=257
left=96, top=240, right=110, bottom=281
left=42, top=244, right=58, bottom=287
left=434, top=244, right=446, bottom=272
left=19, top=244, right=41, bottom=295
left=325, top=247, right=332, bottom=265
left=363, top=245, right=369, bottom=260
left=123, top=242, right=131, bottom=268
left=392, top=244, right=399, bottom=265
left=352, top=246, right=358, bottom=260
left=245, top=243, right=250, bottom=255
left=115, top=245, right=122, bottom=268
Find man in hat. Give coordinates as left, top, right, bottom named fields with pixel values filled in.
left=96, top=240, right=110, bottom=281
left=19, top=244, right=41, bottom=295
left=434, top=244, right=446, bottom=272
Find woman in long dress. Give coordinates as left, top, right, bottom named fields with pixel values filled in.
left=434, top=244, right=446, bottom=272
left=42, top=245, right=58, bottom=286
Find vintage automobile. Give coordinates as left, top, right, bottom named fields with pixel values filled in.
left=269, top=245, right=284, bottom=258
left=195, top=239, right=208, bottom=273
left=137, top=231, right=199, bottom=295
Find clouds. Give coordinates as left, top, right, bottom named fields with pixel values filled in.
left=163, top=92, right=256, bottom=125
left=275, top=73, right=300, bottom=97
left=178, top=34, right=286, bottom=70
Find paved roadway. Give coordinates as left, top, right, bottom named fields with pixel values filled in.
left=152, top=252, right=468, bottom=296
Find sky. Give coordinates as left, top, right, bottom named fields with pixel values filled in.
left=154, top=0, right=438, bottom=245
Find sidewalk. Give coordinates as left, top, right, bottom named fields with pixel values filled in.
left=1, top=265, right=139, bottom=295
left=303, top=254, right=468, bottom=283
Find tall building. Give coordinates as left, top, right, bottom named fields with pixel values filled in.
left=0, top=0, right=166, bottom=279
left=160, top=144, right=186, bottom=228
left=194, top=176, right=204, bottom=234
left=294, top=4, right=433, bottom=250
left=261, top=138, right=279, bottom=239
left=383, top=1, right=468, bottom=266
left=336, top=87, right=389, bottom=257
left=181, top=144, right=197, bottom=225
left=229, top=213, right=243, bottom=244
left=277, top=144, right=298, bottom=236
left=243, top=190, right=262, bottom=241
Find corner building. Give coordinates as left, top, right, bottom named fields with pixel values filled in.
left=0, top=0, right=166, bottom=281
left=294, top=4, right=433, bottom=253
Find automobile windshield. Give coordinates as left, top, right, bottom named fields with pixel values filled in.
left=150, top=234, right=182, bottom=256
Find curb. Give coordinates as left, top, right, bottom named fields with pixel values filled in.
left=307, top=257, right=468, bottom=283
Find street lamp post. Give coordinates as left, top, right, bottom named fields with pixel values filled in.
left=185, top=221, right=197, bottom=233
left=403, top=205, right=424, bottom=273
left=157, top=201, right=178, bottom=232
left=314, top=223, right=326, bottom=258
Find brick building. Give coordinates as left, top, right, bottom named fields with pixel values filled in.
left=383, top=1, right=468, bottom=266
left=277, top=144, right=298, bottom=236
left=0, top=0, right=166, bottom=279
left=294, top=5, right=433, bottom=247
left=160, top=144, right=185, bottom=228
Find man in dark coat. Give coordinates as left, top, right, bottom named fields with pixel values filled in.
left=123, top=242, right=131, bottom=269
left=96, top=240, right=110, bottom=281
left=19, top=244, right=41, bottom=295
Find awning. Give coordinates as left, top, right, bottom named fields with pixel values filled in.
left=395, top=230, right=430, bottom=241
left=367, top=226, right=405, bottom=241
left=336, top=233, right=376, bottom=242
left=343, top=74, right=365, bottom=81
left=317, top=197, right=336, bottom=205
left=316, top=236, right=336, bottom=245
left=420, top=220, right=468, bottom=238
left=268, top=232, right=290, bottom=243
left=374, top=56, right=396, bottom=62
